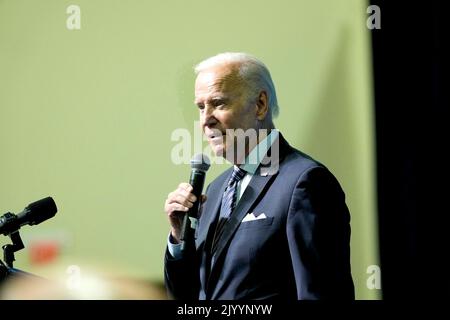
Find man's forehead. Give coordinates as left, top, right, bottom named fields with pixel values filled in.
left=195, top=72, right=225, bottom=90
left=195, top=66, right=241, bottom=96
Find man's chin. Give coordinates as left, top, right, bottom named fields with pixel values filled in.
left=212, top=146, right=235, bottom=163
left=210, top=144, right=225, bottom=158
left=210, top=144, right=245, bottom=164
left=215, top=149, right=246, bottom=165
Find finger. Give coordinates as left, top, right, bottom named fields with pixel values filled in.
left=167, top=189, right=196, bottom=205
left=178, top=182, right=193, bottom=193
left=177, top=187, right=197, bottom=202
left=201, top=194, right=207, bottom=203
left=165, top=198, right=188, bottom=213
left=167, top=203, right=189, bottom=215
left=171, top=194, right=195, bottom=208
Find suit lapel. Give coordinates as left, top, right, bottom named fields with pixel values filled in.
left=196, top=170, right=231, bottom=249
left=196, top=169, right=231, bottom=296
left=204, top=133, right=293, bottom=297
left=209, top=133, right=290, bottom=254
left=209, top=172, right=278, bottom=273
left=199, top=132, right=291, bottom=249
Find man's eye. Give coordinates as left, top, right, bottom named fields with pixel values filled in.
left=213, top=100, right=225, bottom=107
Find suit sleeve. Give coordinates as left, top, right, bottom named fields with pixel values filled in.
left=164, top=246, right=200, bottom=300
left=164, top=184, right=210, bottom=300
left=286, top=166, right=355, bottom=300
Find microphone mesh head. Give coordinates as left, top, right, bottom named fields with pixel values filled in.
left=190, top=154, right=211, bottom=172
left=26, top=197, right=57, bottom=225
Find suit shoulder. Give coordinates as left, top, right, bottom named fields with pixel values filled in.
left=280, top=147, right=343, bottom=185
left=283, top=147, right=327, bottom=174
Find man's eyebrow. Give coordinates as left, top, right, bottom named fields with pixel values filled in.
left=194, top=96, right=228, bottom=104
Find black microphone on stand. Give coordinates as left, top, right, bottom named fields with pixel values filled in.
left=180, top=154, right=210, bottom=254
left=0, top=197, right=58, bottom=281
left=0, top=197, right=57, bottom=236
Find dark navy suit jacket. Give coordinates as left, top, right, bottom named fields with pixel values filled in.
left=165, top=134, right=354, bottom=300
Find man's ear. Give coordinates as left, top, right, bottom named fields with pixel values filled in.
left=256, top=91, right=269, bottom=120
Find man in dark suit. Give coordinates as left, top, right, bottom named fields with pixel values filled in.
left=164, top=53, right=354, bottom=300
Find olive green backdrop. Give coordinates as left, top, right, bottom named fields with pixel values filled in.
left=0, top=0, right=379, bottom=299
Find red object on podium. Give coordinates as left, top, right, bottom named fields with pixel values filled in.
left=29, top=240, right=60, bottom=265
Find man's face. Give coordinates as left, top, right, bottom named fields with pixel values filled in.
left=194, top=64, right=258, bottom=160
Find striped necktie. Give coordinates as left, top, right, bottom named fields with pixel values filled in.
left=220, top=166, right=247, bottom=219
left=211, top=166, right=247, bottom=253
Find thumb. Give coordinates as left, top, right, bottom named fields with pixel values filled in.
left=200, top=194, right=207, bottom=203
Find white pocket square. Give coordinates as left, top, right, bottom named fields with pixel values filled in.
left=242, top=212, right=267, bottom=222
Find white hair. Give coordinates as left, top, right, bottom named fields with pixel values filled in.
left=194, top=52, right=279, bottom=118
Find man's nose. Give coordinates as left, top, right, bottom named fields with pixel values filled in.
left=201, top=105, right=217, bottom=126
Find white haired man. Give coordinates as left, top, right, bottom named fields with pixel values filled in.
left=164, top=52, right=354, bottom=300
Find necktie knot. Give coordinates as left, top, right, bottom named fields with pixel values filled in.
left=218, top=166, right=246, bottom=220
left=229, top=166, right=246, bottom=185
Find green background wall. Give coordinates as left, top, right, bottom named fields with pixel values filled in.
left=0, top=0, right=379, bottom=299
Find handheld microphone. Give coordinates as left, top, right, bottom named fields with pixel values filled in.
left=180, top=154, right=210, bottom=253
left=0, top=197, right=58, bottom=236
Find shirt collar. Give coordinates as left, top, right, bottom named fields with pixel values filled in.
left=239, top=129, right=279, bottom=175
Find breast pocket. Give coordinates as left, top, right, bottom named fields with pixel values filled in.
left=239, top=216, right=274, bottom=230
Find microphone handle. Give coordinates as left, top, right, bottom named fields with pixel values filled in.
left=180, top=169, right=206, bottom=253
left=188, top=169, right=206, bottom=218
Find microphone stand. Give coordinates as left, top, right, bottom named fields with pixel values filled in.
left=0, top=230, right=40, bottom=285
left=3, top=231, right=24, bottom=268
left=0, top=197, right=58, bottom=286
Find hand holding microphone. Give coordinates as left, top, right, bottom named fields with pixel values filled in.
left=164, top=182, right=199, bottom=242
left=164, top=154, right=210, bottom=253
